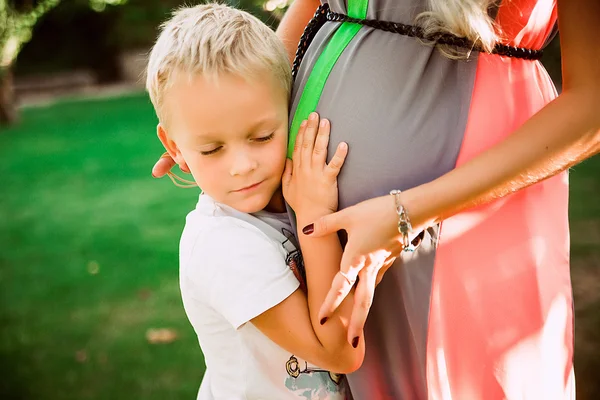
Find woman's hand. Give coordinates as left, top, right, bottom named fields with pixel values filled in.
left=282, top=112, right=347, bottom=219
left=301, top=194, right=406, bottom=342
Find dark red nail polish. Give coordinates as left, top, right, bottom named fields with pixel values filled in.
left=352, top=337, right=359, bottom=348
left=302, top=224, right=314, bottom=235
left=320, top=317, right=328, bottom=325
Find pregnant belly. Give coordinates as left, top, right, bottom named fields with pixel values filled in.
left=289, top=27, right=478, bottom=209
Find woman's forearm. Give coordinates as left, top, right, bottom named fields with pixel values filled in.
left=405, top=89, right=600, bottom=230
left=276, top=0, right=321, bottom=63
left=403, top=0, right=600, bottom=228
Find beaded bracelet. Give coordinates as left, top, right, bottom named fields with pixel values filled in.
left=390, top=189, right=414, bottom=252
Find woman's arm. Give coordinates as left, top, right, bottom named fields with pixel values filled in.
left=251, top=114, right=365, bottom=373
left=406, top=0, right=600, bottom=229
left=276, top=0, right=321, bottom=63
left=306, top=0, right=600, bottom=341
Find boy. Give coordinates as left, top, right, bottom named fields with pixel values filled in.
left=145, top=3, right=364, bottom=399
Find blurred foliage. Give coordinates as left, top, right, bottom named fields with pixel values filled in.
left=109, top=0, right=284, bottom=48
left=13, top=0, right=126, bottom=80
left=13, top=0, right=562, bottom=85
left=14, top=0, right=285, bottom=79
left=1, top=0, right=61, bottom=73
left=1, top=0, right=127, bottom=75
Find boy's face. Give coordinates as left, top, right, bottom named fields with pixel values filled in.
left=158, top=70, right=289, bottom=213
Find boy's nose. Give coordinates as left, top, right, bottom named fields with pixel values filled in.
left=229, top=151, right=258, bottom=176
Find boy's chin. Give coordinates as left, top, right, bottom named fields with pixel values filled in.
left=236, top=190, right=285, bottom=214
left=228, top=194, right=273, bottom=214
left=234, top=201, right=268, bottom=214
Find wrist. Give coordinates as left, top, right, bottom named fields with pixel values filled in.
left=381, top=194, right=402, bottom=242
left=295, top=207, right=333, bottom=225
left=396, top=185, right=438, bottom=232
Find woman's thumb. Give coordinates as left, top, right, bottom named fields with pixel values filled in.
left=301, top=209, right=345, bottom=237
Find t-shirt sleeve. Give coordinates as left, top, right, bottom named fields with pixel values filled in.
left=187, top=220, right=300, bottom=329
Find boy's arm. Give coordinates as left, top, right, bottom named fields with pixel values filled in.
left=251, top=114, right=365, bottom=373
left=276, top=0, right=321, bottom=63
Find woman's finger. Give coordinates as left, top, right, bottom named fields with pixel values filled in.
left=324, top=142, right=348, bottom=179
left=152, top=156, right=177, bottom=178
left=179, top=163, right=190, bottom=174
left=348, top=264, right=378, bottom=345
left=293, top=120, right=307, bottom=170
left=301, top=112, right=319, bottom=167
left=317, top=255, right=364, bottom=322
left=312, top=118, right=330, bottom=168
left=376, top=256, right=397, bottom=286
left=301, top=206, right=347, bottom=237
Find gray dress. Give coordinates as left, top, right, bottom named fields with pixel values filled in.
left=289, top=1, right=572, bottom=399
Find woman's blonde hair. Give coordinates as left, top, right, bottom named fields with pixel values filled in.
left=416, top=0, right=500, bottom=58
left=146, top=3, right=291, bottom=124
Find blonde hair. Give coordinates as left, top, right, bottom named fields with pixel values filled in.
left=416, top=0, right=500, bottom=58
left=146, top=2, right=291, bottom=123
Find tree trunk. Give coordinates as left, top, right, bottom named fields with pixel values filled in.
left=0, top=68, right=19, bottom=126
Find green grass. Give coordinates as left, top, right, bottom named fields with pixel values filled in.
left=568, top=156, right=600, bottom=400
left=0, top=93, right=204, bottom=399
left=0, top=93, right=599, bottom=399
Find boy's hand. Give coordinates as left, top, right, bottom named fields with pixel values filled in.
left=282, top=112, right=348, bottom=219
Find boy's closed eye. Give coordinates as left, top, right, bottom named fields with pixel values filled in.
left=253, top=132, right=275, bottom=142
left=200, top=146, right=223, bottom=156
left=199, top=133, right=276, bottom=156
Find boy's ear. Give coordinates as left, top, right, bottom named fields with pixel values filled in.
left=157, top=124, right=190, bottom=172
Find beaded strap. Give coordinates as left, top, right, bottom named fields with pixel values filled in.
left=292, top=3, right=543, bottom=80
left=291, top=4, right=329, bottom=80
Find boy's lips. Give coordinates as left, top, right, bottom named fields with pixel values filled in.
left=233, top=180, right=264, bottom=193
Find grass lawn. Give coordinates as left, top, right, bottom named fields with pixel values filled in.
left=1, top=93, right=599, bottom=399
left=0, top=93, right=204, bottom=399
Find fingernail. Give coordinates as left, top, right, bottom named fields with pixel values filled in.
left=352, top=337, right=360, bottom=348
left=310, top=112, right=317, bottom=120
left=300, top=120, right=307, bottom=127
left=320, top=317, right=328, bottom=325
left=302, top=224, right=314, bottom=235
left=320, top=119, right=328, bottom=127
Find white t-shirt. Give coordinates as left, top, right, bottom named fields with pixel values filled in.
left=179, top=194, right=347, bottom=400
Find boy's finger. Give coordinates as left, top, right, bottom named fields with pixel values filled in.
left=301, top=112, right=319, bottom=167
left=312, top=118, right=330, bottom=168
left=282, top=158, right=293, bottom=188
left=293, top=120, right=307, bottom=170
left=324, top=142, right=348, bottom=178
